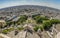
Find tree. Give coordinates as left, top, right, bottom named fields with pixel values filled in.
left=43, top=20, right=52, bottom=30
left=2, top=28, right=14, bottom=34
left=50, top=19, right=60, bottom=24
left=34, top=25, right=44, bottom=32
left=33, top=15, right=48, bottom=23
left=17, top=15, right=28, bottom=24
left=43, top=19, right=60, bottom=30
left=17, top=27, right=24, bottom=31
left=34, top=26, right=39, bottom=32
left=2, top=29, right=8, bottom=34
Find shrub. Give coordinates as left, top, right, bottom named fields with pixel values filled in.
left=50, top=19, right=60, bottom=24
left=8, top=28, right=14, bottom=32
left=33, top=15, right=48, bottom=23
left=2, top=30, right=8, bottom=34
left=34, top=25, right=44, bottom=32
left=43, top=20, right=52, bottom=30
left=2, top=28, right=14, bottom=34
left=6, top=21, right=13, bottom=26
left=17, top=15, right=28, bottom=24
left=43, top=19, right=60, bottom=30
left=17, top=27, right=24, bottom=31
left=39, top=25, right=44, bottom=31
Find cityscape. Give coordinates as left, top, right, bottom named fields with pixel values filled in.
left=0, top=0, right=60, bottom=38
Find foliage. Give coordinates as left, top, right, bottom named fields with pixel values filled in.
left=2, top=29, right=8, bottom=34
left=4, top=15, right=60, bottom=32
left=43, top=19, right=60, bottom=30
left=2, top=28, right=14, bottom=34
left=6, top=21, right=13, bottom=26
left=32, top=14, right=40, bottom=18
left=34, top=26, right=39, bottom=31
left=50, top=19, right=60, bottom=24
left=34, top=19, right=60, bottom=31
left=17, top=15, right=28, bottom=24
left=32, top=15, right=48, bottom=23
left=43, top=20, right=52, bottom=30
left=17, top=27, right=24, bottom=31
left=39, top=25, right=44, bottom=31
left=34, top=25, right=44, bottom=32
left=7, top=28, right=14, bottom=31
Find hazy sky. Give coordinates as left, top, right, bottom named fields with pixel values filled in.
left=0, top=0, right=60, bottom=9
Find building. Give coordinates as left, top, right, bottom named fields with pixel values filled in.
left=55, top=32, right=60, bottom=38
left=0, top=33, right=10, bottom=38
left=0, top=20, right=6, bottom=27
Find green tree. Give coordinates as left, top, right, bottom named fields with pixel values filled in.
left=17, top=27, right=24, bottom=31
left=50, top=19, right=60, bottom=24
left=2, top=29, right=8, bottom=34
left=33, top=15, right=48, bottom=23
left=34, top=25, right=44, bottom=31
left=34, top=26, right=39, bottom=31
left=43, top=20, right=52, bottom=30
left=17, top=15, right=28, bottom=24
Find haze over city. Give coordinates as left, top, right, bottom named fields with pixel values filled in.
left=0, top=0, right=60, bottom=9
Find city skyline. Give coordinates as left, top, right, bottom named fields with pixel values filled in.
left=0, top=0, right=60, bottom=9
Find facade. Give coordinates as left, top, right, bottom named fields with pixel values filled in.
left=0, top=20, right=6, bottom=27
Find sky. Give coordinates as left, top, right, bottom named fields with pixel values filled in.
left=0, top=0, right=60, bottom=9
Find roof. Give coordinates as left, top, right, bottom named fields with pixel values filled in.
left=0, top=33, right=10, bottom=38
left=26, top=32, right=40, bottom=38
left=0, top=20, right=5, bottom=22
